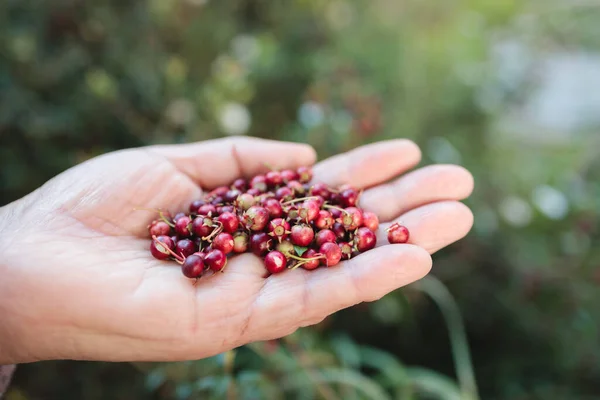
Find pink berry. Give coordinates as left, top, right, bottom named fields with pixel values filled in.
left=355, top=227, right=377, bottom=252
left=250, top=232, right=273, bottom=257
left=276, top=240, right=295, bottom=256
left=213, top=232, right=234, bottom=254
left=319, top=242, right=342, bottom=267
left=224, top=189, right=242, bottom=203
left=181, top=254, right=205, bottom=279
left=236, top=193, right=256, bottom=211
left=192, top=216, right=215, bottom=238
left=211, top=186, right=230, bottom=198
left=264, top=198, right=284, bottom=218
left=218, top=212, right=239, bottom=234
left=310, top=183, right=330, bottom=200
left=250, top=175, right=268, bottom=192
left=242, top=206, right=270, bottom=231
left=176, top=239, right=197, bottom=258
left=340, top=207, right=363, bottom=230
left=150, top=236, right=174, bottom=260
left=264, top=251, right=287, bottom=274
left=330, top=207, right=342, bottom=219
left=233, top=232, right=249, bottom=253
left=281, top=169, right=299, bottom=183
left=232, top=178, right=248, bottom=191
left=205, top=249, right=227, bottom=272
left=266, top=171, right=283, bottom=187
left=149, top=220, right=171, bottom=237
left=275, top=187, right=294, bottom=202
left=298, top=200, right=320, bottom=223
left=315, top=229, right=336, bottom=248
left=362, top=211, right=379, bottom=231
left=387, top=223, right=410, bottom=244
left=174, top=215, right=192, bottom=237
left=189, top=200, right=206, bottom=213
left=246, top=188, right=261, bottom=196
left=287, top=180, right=305, bottom=196
left=290, top=224, right=314, bottom=247
left=301, top=249, right=321, bottom=271
left=268, top=218, right=291, bottom=242
left=198, top=204, right=217, bottom=216
left=340, top=188, right=359, bottom=207
left=314, top=210, right=334, bottom=230
left=339, top=242, right=354, bottom=260
left=297, top=166, right=313, bottom=183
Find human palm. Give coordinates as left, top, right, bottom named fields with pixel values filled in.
left=0, top=137, right=473, bottom=364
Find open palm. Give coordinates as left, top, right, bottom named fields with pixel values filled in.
left=0, top=137, right=473, bottom=364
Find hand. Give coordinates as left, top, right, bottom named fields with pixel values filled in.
left=0, top=137, right=473, bottom=364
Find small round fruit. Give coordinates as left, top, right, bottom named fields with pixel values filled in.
left=218, top=212, right=239, bottom=234
left=297, top=166, right=313, bottom=183
left=300, top=249, right=321, bottom=271
left=174, top=216, right=192, bottom=237
left=198, top=204, right=217, bottom=216
left=250, top=232, right=273, bottom=257
left=355, top=227, right=377, bottom=252
left=213, top=232, right=234, bottom=254
left=268, top=218, right=291, bottom=242
left=275, top=187, right=294, bottom=202
left=281, top=169, right=299, bottom=183
left=264, top=198, right=284, bottom=218
left=189, top=199, right=206, bottom=213
left=276, top=240, right=295, bottom=256
left=150, top=236, right=174, bottom=260
left=176, top=239, right=197, bottom=258
left=242, top=206, right=270, bottom=231
left=314, top=210, right=334, bottom=230
left=339, top=188, right=359, bottom=207
left=264, top=251, right=287, bottom=274
left=149, top=220, right=171, bottom=237
left=387, top=223, right=410, bottom=244
left=332, top=222, right=347, bottom=240
left=287, top=180, right=305, bottom=195
left=319, top=242, right=342, bottom=267
left=315, top=229, right=336, bottom=248
left=233, top=231, right=249, bottom=253
left=290, top=224, right=314, bottom=247
left=250, top=175, right=268, bottom=192
left=309, top=183, right=330, bottom=200
left=298, top=200, right=320, bottom=223
left=339, top=242, right=354, bottom=260
left=192, top=216, right=215, bottom=238
left=266, top=171, right=283, bottom=187
left=362, top=211, right=379, bottom=231
left=205, top=249, right=227, bottom=272
left=340, top=207, right=364, bottom=230
left=232, top=178, right=247, bottom=191
left=181, top=254, right=205, bottom=279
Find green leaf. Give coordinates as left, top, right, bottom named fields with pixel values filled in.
left=294, top=246, right=308, bottom=256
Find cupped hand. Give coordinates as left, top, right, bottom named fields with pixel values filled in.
left=0, top=137, right=473, bottom=364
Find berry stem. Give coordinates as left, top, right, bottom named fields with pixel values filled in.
left=151, top=235, right=184, bottom=263
left=281, top=196, right=320, bottom=205
left=202, top=221, right=224, bottom=242
left=323, top=204, right=349, bottom=215
left=286, top=253, right=325, bottom=262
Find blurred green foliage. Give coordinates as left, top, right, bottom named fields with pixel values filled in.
left=2, top=0, right=600, bottom=399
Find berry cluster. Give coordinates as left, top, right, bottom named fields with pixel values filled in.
left=145, top=166, right=409, bottom=280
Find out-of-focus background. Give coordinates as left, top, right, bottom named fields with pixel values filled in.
left=2, top=1, right=600, bottom=399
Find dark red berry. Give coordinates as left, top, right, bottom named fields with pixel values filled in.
left=275, top=187, right=294, bottom=202
left=246, top=188, right=261, bottom=196
left=310, top=183, right=330, bottom=200
left=213, top=232, right=234, bottom=254
left=242, top=206, right=270, bottom=231
left=149, top=220, right=171, bottom=237
left=268, top=218, right=291, bottom=242
left=233, top=231, right=249, bottom=253
left=266, top=171, right=283, bottom=187
left=301, top=249, right=321, bottom=271
left=224, top=190, right=242, bottom=203
left=340, top=188, right=359, bottom=207
left=192, top=216, right=215, bottom=238
left=150, top=236, right=174, bottom=260
left=236, top=193, right=256, bottom=211
left=205, top=249, right=227, bottom=272
left=290, top=224, right=314, bottom=247
left=281, top=169, right=299, bottom=183
left=319, top=242, right=342, bottom=267
left=339, top=242, right=354, bottom=260
left=174, top=215, right=192, bottom=237
left=211, top=196, right=224, bottom=206
left=250, top=175, right=268, bottom=192
left=315, top=229, right=337, bottom=248
left=211, top=186, right=230, bottom=198
left=330, top=207, right=342, bottom=219
left=362, top=211, right=379, bottom=231
left=298, top=200, right=320, bottom=223
left=340, top=207, right=363, bottom=230
left=218, top=212, right=239, bottom=234
left=176, top=239, right=197, bottom=258
left=314, top=210, right=334, bottom=230
left=232, top=178, right=247, bottom=192
left=355, top=227, right=377, bottom=252
left=264, top=251, right=287, bottom=274
left=287, top=180, right=305, bottom=196
left=250, top=232, right=273, bottom=256
left=387, top=223, right=410, bottom=244
left=218, top=205, right=235, bottom=215
left=198, top=204, right=217, bottom=216
left=173, top=212, right=187, bottom=222
left=181, top=254, right=205, bottom=279
left=332, top=222, right=347, bottom=239
left=297, top=166, right=312, bottom=183
left=189, top=200, right=206, bottom=213
left=264, top=198, right=284, bottom=218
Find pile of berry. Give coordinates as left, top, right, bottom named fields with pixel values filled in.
left=146, top=166, right=409, bottom=280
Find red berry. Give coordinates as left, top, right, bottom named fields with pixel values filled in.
left=211, top=196, right=224, bottom=206
left=250, top=232, right=273, bottom=256
left=211, top=186, right=230, bottom=198
left=181, top=254, right=205, bottom=279
left=268, top=218, right=291, bottom=242
left=355, top=227, right=377, bottom=252
left=224, top=189, right=242, bottom=203
left=236, top=193, right=256, bottom=211
left=176, top=239, right=197, bottom=258
left=340, top=207, right=363, bottom=230
left=218, top=205, right=235, bottom=215
left=340, top=188, right=359, bottom=207
left=332, top=222, right=347, bottom=240
left=298, top=200, right=320, bottom=223
left=266, top=171, right=283, bottom=187
left=275, top=186, right=294, bottom=202
left=218, top=212, right=239, bottom=234
left=264, top=198, right=284, bottom=218
left=301, top=249, right=321, bottom=271
left=173, top=212, right=187, bottom=222
left=205, top=249, right=227, bottom=272
left=362, top=211, right=379, bottom=231
left=330, top=207, right=342, bottom=219
left=339, top=242, right=354, bottom=260
left=319, top=242, right=342, bottom=267
left=232, top=178, right=248, bottom=192
left=242, top=206, right=270, bottom=231
left=297, top=166, right=313, bottom=183
left=314, top=210, right=334, bottom=230
left=250, top=175, right=268, bottom=192
left=287, top=180, right=305, bottom=196
left=387, top=223, right=410, bottom=244
left=198, top=204, right=217, bottom=216
left=189, top=200, right=206, bottom=213
left=233, top=231, right=249, bottom=253
left=315, top=229, right=336, bottom=248
left=192, top=216, right=215, bottom=238
left=213, top=232, right=234, bottom=254
left=149, top=220, right=171, bottom=237
left=310, top=183, right=330, bottom=200
left=246, top=188, right=261, bottom=196
left=286, top=206, right=299, bottom=221
left=264, top=251, right=287, bottom=274
left=150, top=236, right=174, bottom=260
left=174, top=215, right=192, bottom=237
left=281, top=169, right=299, bottom=183
left=290, top=224, right=314, bottom=247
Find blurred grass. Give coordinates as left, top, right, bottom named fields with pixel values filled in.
left=2, top=0, right=600, bottom=399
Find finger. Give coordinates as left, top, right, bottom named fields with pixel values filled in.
left=378, top=201, right=474, bottom=254
left=243, top=244, right=432, bottom=341
left=359, top=164, right=474, bottom=222
left=312, top=139, right=421, bottom=189
left=148, top=137, right=317, bottom=189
